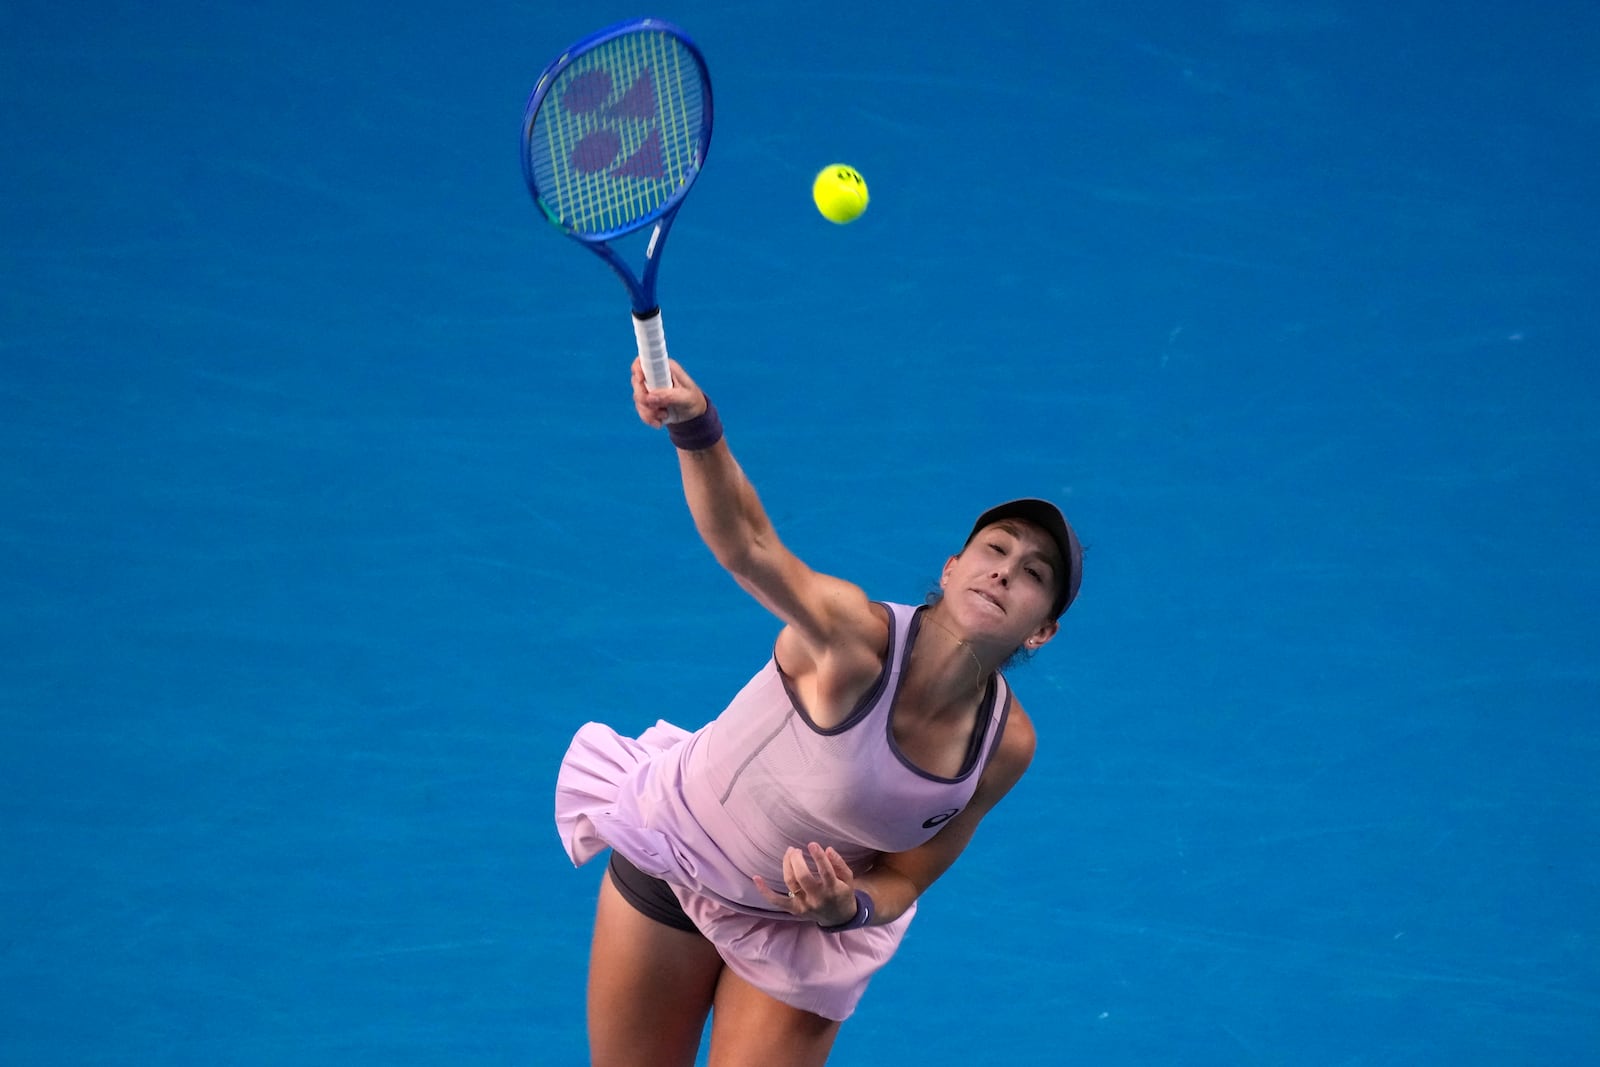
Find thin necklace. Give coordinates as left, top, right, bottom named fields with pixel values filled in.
left=920, top=611, right=987, bottom=695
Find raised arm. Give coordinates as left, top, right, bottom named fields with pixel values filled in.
left=632, top=358, right=885, bottom=702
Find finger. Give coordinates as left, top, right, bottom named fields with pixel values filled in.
left=653, top=361, right=712, bottom=413
left=787, top=847, right=823, bottom=899
left=632, top=371, right=669, bottom=407
left=665, top=359, right=696, bottom=393
left=783, top=846, right=810, bottom=891
left=807, top=843, right=838, bottom=887
left=635, top=359, right=689, bottom=400
left=823, top=846, right=853, bottom=883
left=634, top=398, right=666, bottom=429
left=752, top=875, right=798, bottom=914
left=800, top=844, right=828, bottom=882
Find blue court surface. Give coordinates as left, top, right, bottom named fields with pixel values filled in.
left=3, top=2, right=1596, bottom=1064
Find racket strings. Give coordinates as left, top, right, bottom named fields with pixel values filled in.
left=529, top=31, right=707, bottom=236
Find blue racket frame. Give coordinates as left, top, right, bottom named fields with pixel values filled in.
left=520, top=18, right=713, bottom=316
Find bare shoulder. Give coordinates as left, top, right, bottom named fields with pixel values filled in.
left=977, top=696, right=1036, bottom=803
left=773, top=590, right=891, bottom=728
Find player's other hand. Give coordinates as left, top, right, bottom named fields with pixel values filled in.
left=752, top=843, right=860, bottom=926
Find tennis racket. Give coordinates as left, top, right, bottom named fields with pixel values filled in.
left=520, top=18, right=713, bottom=394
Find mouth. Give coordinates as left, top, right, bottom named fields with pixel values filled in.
left=969, top=588, right=1006, bottom=614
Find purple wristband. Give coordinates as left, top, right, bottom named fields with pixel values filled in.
left=819, top=889, right=874, bottom=932
left=668, top=398, right=723, bottom=451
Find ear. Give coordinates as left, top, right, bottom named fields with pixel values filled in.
left=939, top=554, right=960, bottom=589
left=1024, top=619, right=1060, bottom=650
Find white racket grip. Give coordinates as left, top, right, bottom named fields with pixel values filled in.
left=632, top=310, right=674, bottom=392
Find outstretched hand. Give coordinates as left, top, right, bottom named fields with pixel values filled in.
left=632, top=356, right=706, bottom=428
left=752, top=843, right=861, bottom=926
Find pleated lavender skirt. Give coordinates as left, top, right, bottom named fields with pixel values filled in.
left=553, top=719, right=913, bottom=1021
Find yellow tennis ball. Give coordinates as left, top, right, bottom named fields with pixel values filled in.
left=812, top=164, right=869, bottom=224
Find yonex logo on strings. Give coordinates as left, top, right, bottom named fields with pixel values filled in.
left=559, top=67, right=666, bottom=181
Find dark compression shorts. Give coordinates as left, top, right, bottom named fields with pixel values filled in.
left=607, top=851, right=698, bottom=934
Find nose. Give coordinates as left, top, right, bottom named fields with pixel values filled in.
left=990, top=568, right=1009, bottom=586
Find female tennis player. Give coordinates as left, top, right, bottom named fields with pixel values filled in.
left=554, top=356, right=1084, bottom=1066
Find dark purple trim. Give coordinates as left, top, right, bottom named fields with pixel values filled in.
left=775, top=602, right=897, bottom=736
left=883, top=606, right=999, bottom=785
left=978, top=677, right=1014, bottom=777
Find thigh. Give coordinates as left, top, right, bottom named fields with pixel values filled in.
left=707, top=967, right=842, bottom=1067
left=587, top=868, right=725, bottom=1067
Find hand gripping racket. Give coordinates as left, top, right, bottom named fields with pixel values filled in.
left=521, top=18, right=713, bottom=394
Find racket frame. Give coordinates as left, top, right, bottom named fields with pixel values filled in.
left=520, top=19, right=712, bottom=393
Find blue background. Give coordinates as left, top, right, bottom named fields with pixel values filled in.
left=3, top=1, right=1596, bottom=1063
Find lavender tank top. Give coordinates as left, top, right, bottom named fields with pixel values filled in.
left=674, top=601, right=1013, bottom=889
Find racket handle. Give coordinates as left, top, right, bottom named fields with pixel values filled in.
left=632, top=309, right=674, bottom=392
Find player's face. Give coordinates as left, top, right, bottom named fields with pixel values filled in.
left=939, top=520, right=1061, bottom=649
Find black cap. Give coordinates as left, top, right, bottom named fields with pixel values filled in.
left=965, top=498, right=1082, bottom=619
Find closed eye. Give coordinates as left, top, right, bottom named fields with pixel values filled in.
left=989, top=540, right=1045, bottom=581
